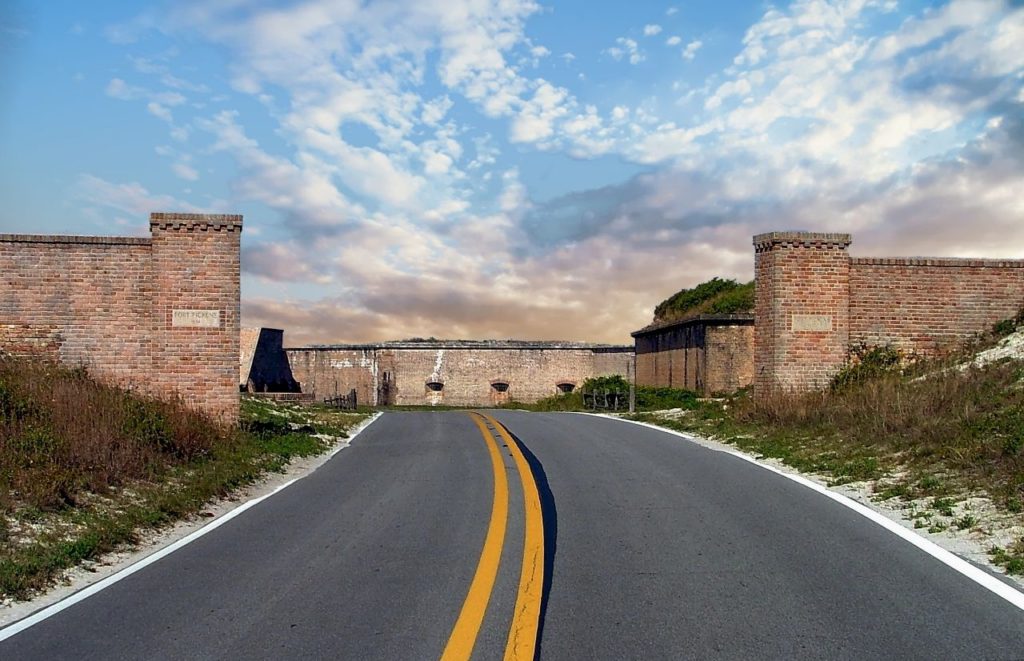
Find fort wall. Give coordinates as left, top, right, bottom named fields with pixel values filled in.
left=285, top=341, right=634, bottom=407
left=633, top=315, right=754, bottom=394
left=754, top=232, right=1024, bottom=392
left=0, top=213, right=242, bottom=422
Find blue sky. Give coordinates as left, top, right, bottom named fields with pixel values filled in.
left=1, top=0, right=1022, bottom=345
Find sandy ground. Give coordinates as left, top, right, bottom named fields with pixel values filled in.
left=0, top=413, right=381, bottom=628
left=970, top=327, right=1024, bottom=367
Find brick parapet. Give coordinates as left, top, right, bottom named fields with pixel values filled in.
left=149, top=212, right=243, bottom=232
left=753, top=231, right=852, bottom=253
left=0, top=234, right=152, bottom=246
left=850, top=257, right=1024, bottom=268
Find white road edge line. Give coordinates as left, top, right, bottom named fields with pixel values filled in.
left=578, top=412, right=1024, bottom=613
left=0, top=412, right=383, bottom=643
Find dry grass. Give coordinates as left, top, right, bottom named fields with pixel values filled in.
left=0, top=356, right=227, bottom=512
left=735, top=360, right=1024, bottom=506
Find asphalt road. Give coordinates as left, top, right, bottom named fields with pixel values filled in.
left=2, top=411, right=1024, bottom=659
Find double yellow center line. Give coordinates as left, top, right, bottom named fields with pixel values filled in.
left=441, top=412, right=545, bottom=661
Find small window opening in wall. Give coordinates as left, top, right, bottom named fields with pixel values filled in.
left=556, top=382, right=575, bottom=393
left=426, top=381, right=444, bottom=392
left=491, top=381, right=510, bottom=393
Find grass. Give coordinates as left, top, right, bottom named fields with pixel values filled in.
left=0, top=356, right=368, bottom=600
left=653, top=277, right=754, bottom=323
left=504, top=375, right=699, bottom=413
left=623, top=311, right=1024, bottom=575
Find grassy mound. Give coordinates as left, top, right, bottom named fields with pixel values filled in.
left=653, top=277, right=754, bottom=323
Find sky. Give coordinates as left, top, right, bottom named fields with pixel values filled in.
left=1, top=0, right=1022, bottom=346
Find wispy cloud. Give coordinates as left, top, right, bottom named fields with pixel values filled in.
left=72, top=174, right=204, bottom=222
left=606, top=37, right=644, bottom=64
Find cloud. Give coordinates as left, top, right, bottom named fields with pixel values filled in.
left=644, top=24, right=662, bottom=36
left=607, top=37, right=644, bottom=64
left=666, top=35, right=682, bottom=46
left=509, top=81, right=569, bottom=143
left=171, top=161, right=199, bottom=181
left=147, top=101, right=173, bottom=122
left=682, top=40, right=702, bottom=60
left=72, top=174, right=204, bottom=221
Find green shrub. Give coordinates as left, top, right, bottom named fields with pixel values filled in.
left=582, top=375, right=630, bottom=393
left=636, top=386, right=698, bottom=410
left=122, top=399, right=173, bottom=454
left=830, top=345, right=905, bottom=392
left=653, top=278, right=754, bottom=322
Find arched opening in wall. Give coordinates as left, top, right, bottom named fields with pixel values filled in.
left=425, top=381, right=444, bottom=392
left=556, top=382, right=575, bottom=393
left=491, top=381, right=510, bottom=393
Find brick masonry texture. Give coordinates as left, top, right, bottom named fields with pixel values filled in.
left=285, top=340, right=634, bottom=407
left=849, top=258, right=1024, bottom=354
left=0, top=213, right=241, bottom=423
left=633, top=315, right=754, bottom=394
left=754, top=231, right=1024, bottom=393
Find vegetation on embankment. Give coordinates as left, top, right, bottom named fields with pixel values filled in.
left=507, top=375, right=699, bottom=412
left=0, top=356, right=368, bottom=600
left=652, top=277, right=754, bottom=323
left=627, top=313, right=1024, bottom=576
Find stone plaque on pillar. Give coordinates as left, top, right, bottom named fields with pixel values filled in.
left=791, top=314, right=833, bottom=332
left=172, top=309, right=221, bottom=328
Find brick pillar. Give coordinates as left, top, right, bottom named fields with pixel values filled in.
left=754, top=231, right=852, bottom=394
left=150, top=213, right=242, bottom=423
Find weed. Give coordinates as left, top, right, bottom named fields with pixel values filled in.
left=991, top=543, right=1024, bottom=575
left=954, top=514, right=978, bottom=530
left=931, top=498, right=956, bottom=517
left=874, top=482, right=908, bottom=501
left=830, top=345, right=905, bottom=392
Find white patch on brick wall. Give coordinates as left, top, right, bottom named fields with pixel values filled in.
left=431, top=349, right=445, bottom=380
left=369, top=350, right=379, bottom=406
left=171, top=309, right=220, bottom=328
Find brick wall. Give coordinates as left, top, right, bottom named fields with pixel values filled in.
left=633, top=315, right=753, bottom=394
left=850, top=258, right=1024, bottom=354
left=285, top=342, right=634, bottom=407
left=0, top=213, right=242, bottom=422
left=705, top=324, right=755, bottom=394
left=753, top=231, right=1024, bottom=393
